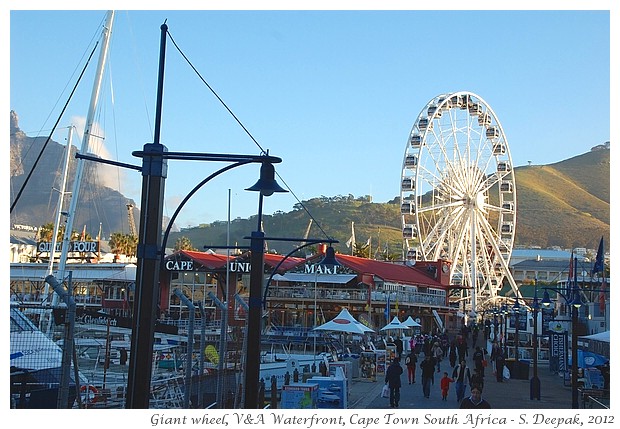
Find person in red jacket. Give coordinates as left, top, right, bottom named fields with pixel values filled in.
left=439, top=371, right=454, bottom=401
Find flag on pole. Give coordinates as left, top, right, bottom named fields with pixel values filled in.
left=345, top=221, right=356, bottom=249
left=384, top=294, right=390, bottom=322
left=592, top=236, right=606, bottom=313
left=568, top=251, right=574, bottom=291
left=592, top=236, right=605, bottom=276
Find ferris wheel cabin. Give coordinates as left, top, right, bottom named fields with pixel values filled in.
left=403, top=224, right=417, bottom=239
left=478, top=112, right=491, bottom=126
left=500, top=181, right=513, bottom=193
left=410, top=134, right=422, bottom=148
left=401, top=201, right=415, bottom=215
left=497, top=161, right=511, bottom=172
left=502, top=201, right=514, bottom=211
left=405, top=154, right=418, bottom=168
left=401, top=177, right=415, bottom=191
left=492, top=142, right=506, bottom=155
left=486, top=126, right=500, bottom=140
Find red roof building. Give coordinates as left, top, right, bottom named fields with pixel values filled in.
left=161, top=248, right=461, bottom=334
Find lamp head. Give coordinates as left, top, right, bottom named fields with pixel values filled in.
left=571, top=290, right=583, bottom=308
left=512, top=297, right=521, bottom=311
left=541, top=290, right=551, bottom=307
left=318, top=245, right=341, bottom=267
left=245, top=161, right=287, bottom=196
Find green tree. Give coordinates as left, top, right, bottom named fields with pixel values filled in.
left=174, top=236, right=196, bottom=251
left=38, top=222, right=81, bottom=242
left=109, top=232, right=138, bottom=257
left=353, top=241, right=370, bottom=258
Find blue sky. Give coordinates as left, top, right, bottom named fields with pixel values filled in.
left=8, top=7, right=614, bottom=230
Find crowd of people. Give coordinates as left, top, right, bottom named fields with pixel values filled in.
left=384, top=323, right=506, bottom=409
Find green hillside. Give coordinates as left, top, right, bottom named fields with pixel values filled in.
left=168, top=148, right=610, bottom=256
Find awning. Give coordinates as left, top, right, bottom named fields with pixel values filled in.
left=10, top=263, right=137, bottom=281
left=271, top=273, right=357, bottom=284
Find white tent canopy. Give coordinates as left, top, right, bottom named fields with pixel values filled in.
left=402, top=316, right=422, bottom=328
left=380, top=316, right=411, bottom=331
left=313, top=308, right=375, bottom=334
left=580, top=331, right=610, bottom=342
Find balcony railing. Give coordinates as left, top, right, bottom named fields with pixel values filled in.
left=266, top=286, right=446, bottom=307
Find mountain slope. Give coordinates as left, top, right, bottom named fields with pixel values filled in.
left=10, top=110, right=609, bottom=253
left=169, top=149, right=610, bottom=254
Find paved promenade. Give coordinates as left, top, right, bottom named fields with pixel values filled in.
left=348, top=337, right=574, bottom=410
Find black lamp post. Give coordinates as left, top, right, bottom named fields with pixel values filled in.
left=501, top=304, right=508, bottom=356
left=243, top=162, right=288, bottom=409
left=493, top=308, right=499, bottom=343
left=541, top=256, right=582, bottom=409
left=125, top=23, right=169, bottom=409
left=512, top=296, right=521, bottom=361
left=530, top=279, right=540, bottom=400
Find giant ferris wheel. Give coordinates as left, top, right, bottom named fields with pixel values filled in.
left=400, top=91, right=520, bottom=313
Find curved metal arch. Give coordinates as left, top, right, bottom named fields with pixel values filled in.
left=160, top=160, right=253, bottom=259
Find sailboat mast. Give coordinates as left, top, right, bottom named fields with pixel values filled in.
left=46, top=126, right=75, bottom=276
left=55, top=11, right=114, bottom=283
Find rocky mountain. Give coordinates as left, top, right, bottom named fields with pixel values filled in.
left=9, top=110, right=138, bottom=240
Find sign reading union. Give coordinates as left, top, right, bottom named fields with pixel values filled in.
left=37, top=241, right=99, bottom=253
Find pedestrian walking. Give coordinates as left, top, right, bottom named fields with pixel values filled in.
left=394, top=337, right=404, bottom=358
left=119, top=347, right=128, bottom=366
left=470, top=367, right=484, bottom=392
left=385, top=357, right=403, bottom=408
left=432, top=341, right=444, bottom=373
left=449, top=339, right=457, bottom=368
left=394, top=336, right=404, bottom=358
left=491, top=343, right=505, bottom=382
left=405, top=352, right=417, bottom=384
left=472, top=324, right=479, bottom=348
left=420, top=354, right=436, bottom=398
left=452, top=360, right=471, bottom=402
left=439, top=371, right=454, bottom=401
left=459, top=385, right=491, bottom=409
left=457, top=336, right=468, bottom=362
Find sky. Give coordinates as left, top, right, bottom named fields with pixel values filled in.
left=7, top=4, right=616, bottom=231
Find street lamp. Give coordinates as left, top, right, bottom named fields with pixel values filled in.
left=530, top=279, right=540, bottom=400
left=243, top=162, right=288, bottom=409
left=501, top=303, right=508, bottom=356
left=512, top=296, right=521, bottom=361
left=541, top=257, right=582, bottom=409
left=492, top=308, right=499, bottom=343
